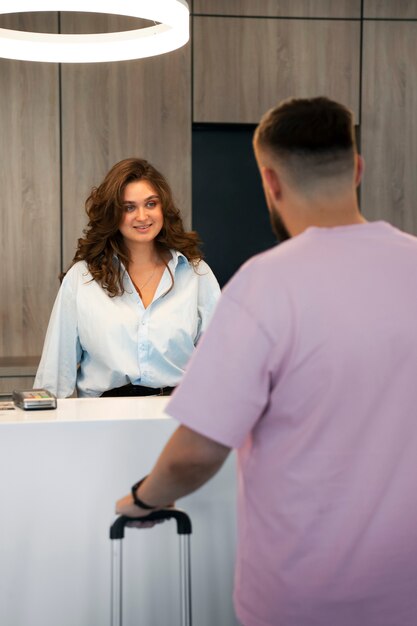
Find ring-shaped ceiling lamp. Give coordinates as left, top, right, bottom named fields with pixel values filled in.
left=0, top=0, right=189, bottom=63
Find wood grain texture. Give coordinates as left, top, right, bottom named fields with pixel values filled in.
left=60, top=13, right=191, bottom=268
left=361, top=21, right=417, bottom=233
left=364, top=0, right=417, bottom=18
left=193, top=0, right=361, bottom=18
left=193, top=16, right=360, bottom=123
left=0, top=13, right=61, bottom=358
left=0, top=356, right=39, bottom=377
left=0, top=377, right=35, bottom=394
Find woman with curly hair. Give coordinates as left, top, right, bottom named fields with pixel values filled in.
left=34, top=158, right=220, bottom=398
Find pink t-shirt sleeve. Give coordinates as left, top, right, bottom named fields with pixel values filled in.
left=166, top=288, right=278, bottom=449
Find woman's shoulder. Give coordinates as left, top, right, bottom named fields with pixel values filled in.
left=187, top=257, right=220, bottom=292
left=61, top=260, right=93, bottom=288
left=64, top=259, right=91, bottom=277
left=169, top=249, right=204, bottom=269
left=167, top=250, right=220, bottom=300
left=190, top=257, right=216, bottom=279
left=194, top=258, right=212, bottom=273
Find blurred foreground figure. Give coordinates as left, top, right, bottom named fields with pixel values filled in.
left=117, top=98, right=417, bottom=626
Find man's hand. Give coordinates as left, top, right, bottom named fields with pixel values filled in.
left=115, top=493, right=175, bottom=528
left=115, top=492, right=149, bottom=518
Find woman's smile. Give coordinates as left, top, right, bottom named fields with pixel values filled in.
left=119, top=179, right=164, bottom=247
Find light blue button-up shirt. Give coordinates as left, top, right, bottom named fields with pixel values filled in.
left=34, top=251, right=220, bottom=397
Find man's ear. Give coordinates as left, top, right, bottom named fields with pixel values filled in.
left=355, top=154, right=364, bottom=187
left=261, top=166, right=282, bottom=201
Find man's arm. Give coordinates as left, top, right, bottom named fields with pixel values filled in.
left=115, top=424, right=231, bottom=517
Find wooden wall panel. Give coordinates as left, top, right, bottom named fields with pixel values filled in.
left=0, top=13, right=60, bottom=358
left=193, top=0, right=361, bottom=18
left=364, top=0, right=417, bottom=18
left=61, top=13, right=191, bottom=268
left=0, top=377, right=35, bottom=395
left=193, top=17, right=360, bottom=123
left=361, top=21, right=417, bottom=233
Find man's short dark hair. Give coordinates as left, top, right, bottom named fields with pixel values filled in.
left=254, top=97, right=357, bottom=192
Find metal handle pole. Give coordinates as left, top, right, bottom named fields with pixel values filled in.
left=111, top=539, right=123, bottom=626
left=179, top=535, right=192, bottom=626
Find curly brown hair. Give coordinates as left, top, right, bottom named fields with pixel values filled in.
left=69, top=158, right=203, bottom=296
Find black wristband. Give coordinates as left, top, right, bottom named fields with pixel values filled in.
left=131, top=476, right=156, bottom=510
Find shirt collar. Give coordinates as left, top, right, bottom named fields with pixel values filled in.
left=168, top=249, right=188, bottom=271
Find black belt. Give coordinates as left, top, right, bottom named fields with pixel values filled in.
left=101, top=383, right=175, bottom=398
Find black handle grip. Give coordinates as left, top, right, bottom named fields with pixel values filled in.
left=110, top=508, right=192, bottom=540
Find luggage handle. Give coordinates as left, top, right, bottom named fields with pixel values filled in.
left=110, top=508, right=192, bottom=540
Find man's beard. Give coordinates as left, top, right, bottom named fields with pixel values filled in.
left=269, top=209, right=291, bottom=242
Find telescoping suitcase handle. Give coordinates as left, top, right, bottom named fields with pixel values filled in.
left=110, top=508, right=192, bottom=539
left=110, top=509, right=193, bottom=626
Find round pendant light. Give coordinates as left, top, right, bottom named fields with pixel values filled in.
left=0, top=0, right=189, bottom=63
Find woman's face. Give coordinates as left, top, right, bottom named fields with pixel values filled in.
left=119, top=179, right=164, bottom=248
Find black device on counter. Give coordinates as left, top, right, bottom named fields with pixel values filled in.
left=12, top=389, right=57, bottom=410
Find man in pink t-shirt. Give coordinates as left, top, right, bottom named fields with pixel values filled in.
left=117, top=97, right=417, bottom=626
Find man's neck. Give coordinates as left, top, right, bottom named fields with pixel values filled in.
left=281, top=191, right=366, bottom=237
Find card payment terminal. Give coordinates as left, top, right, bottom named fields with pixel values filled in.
left=13, top=389, right=57, bottom=410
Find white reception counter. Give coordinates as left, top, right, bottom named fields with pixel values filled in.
left=0, top=397, right=238, bottom=626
